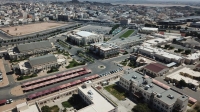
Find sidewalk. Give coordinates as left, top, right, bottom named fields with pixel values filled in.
left=0, top=59, right=9, bottom=87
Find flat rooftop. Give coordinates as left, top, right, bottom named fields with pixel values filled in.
left=79, top=25, right=112, bottom=34
left=76, top=31, right=96, bottom=37
left=166, top=73, right=199, bottom=86
left=92, top=42, right=118, bottom=51
left=78, top=86, right=115, bottom=112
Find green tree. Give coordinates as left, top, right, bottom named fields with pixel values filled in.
left=132, top=103, right=151, bottom=112
left=41, top=105, right=50, bottom=112
left=185, top=50, right=191, bottom=55
left=179, top=79, right=187, bottom=87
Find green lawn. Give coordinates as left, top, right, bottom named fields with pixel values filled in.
left=120, top=30, right=134, bottom=38
left=66, top=59, right=85, bottom=69
left=104, top=84, right=128, bottom=100
left=62, top=101, right=72, bottom=108
left=17, top=74, right=37, bottom=81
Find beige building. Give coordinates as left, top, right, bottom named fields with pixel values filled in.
left=90, top=42, right=120, bottom=58
left=18, top=54, right=66, bottom=75
left=119, top=70, right=189, bottom=112
left=67, top=30, right=103, bottom=45
left=141, top=63, right=169, bottom=77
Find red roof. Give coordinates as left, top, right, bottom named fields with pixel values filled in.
left=144, top=63, right=168, bottom=73
left=0, top=99, right=6, bottom=105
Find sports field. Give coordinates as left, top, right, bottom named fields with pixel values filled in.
left=0, top=22, right=68, bottom=36
left=120, top=30, right=134, bottom=38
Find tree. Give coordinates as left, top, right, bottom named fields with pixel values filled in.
left=41, top=105, right=50, bottom=112
left=179, top=79, right=187, bottom=87
left=132, top=103, right=151, bottom=112
left=185, top=50, right=191, bottom=55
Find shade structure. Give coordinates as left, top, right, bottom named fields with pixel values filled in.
left=36, top=92, right=43, bottom=96
left=43, top=90, right=50, bottom=94
left=80, top=77, right=88, bottom=82
left=28, top=94, right=36, bottom=99
left=55, top=86, right=61, bottom=91
left=49, top=88, right=56, bottom=92
left=59, top=84, right=66, bottom=89
left=65, top=83, right=71, bottom=87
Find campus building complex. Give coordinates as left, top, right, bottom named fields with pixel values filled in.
left=90, top=42, right=119, bottom=58
left=17, top=54, right=66, bottom=75
left=7, top=41, right=56, bottom=60
left=67, top=30, right=103, bottom=45
left=119, top=70, right=189, bottom=112
left=78, top=81, right=118, bottom=112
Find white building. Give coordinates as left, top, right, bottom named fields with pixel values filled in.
left=78, top=81, right=118, bottom=112
left=140, top=27, right=158, bottom=34
left=67, top=30, right=103, bottom=45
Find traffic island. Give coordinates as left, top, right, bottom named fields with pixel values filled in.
left=10, top=85, right=24, bottom=96
left=98, top=65, right=106, bottom=69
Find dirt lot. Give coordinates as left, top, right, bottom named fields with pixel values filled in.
left=0, top=22, right=67, bottom=36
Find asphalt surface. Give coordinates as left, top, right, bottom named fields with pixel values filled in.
left=0, top=54, right=129, bottom=100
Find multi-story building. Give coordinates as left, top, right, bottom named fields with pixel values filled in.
left=78, top=81, right=118, bottom=112
left=119, top=70, right=189, bottom=112
left=67, top=30, right=103, bottom=45
left=120, top=18, right=131, bottom=25
left=90, top=42, right=119, bottom=58
left=8, top=41, right=56, bottom=60
left=18, top=54, right=66, bottom=75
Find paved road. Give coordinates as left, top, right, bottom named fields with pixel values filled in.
left=0, top=54, right=128, bottom=100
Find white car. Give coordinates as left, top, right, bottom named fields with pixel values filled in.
left=9, top=99, right=13, bottom=103
left=6, top=100, right=9, bottom=104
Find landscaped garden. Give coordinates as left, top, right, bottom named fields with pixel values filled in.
left=17, top=74, right=37, bottom=81
left=62, top=94, right=88, bottom=110
left=120, top=30, right=134, bottom=38
left=41, top=105, right=59, bottom=112
left=104, top=84, right=128, bottom=100
left=65, top=59, right=85, bottom=69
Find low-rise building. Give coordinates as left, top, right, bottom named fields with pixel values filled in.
left=67, top=30, right=103, bottom=45
left=120, top=18, right=131, bottom=25
left=18, top=54, right=66, bottom=75
left=140, top=27, right=158, bottom=34
left=142, top=63, right=169, bottom=77
left=119, top=70, right=189, bottom=112
left=8, top=41, right=56, bottom=60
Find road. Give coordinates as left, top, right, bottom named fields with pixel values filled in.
left=0, top=54, right=129, bottom=100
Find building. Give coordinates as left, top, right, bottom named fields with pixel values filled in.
left=58, top=15, right=69, bottom=21
left=8, top=41, right=56, bottom=60
left=195, top=64, right=200, bottom=71
left=18, top=54, right=66, bottom=75
left=140, top=27, right=158, bottom=34
left=90, top=42, right=119, bottom=58
left=138, top=46, right=185, bottom=64
left=141, top=63, right=169, bottom=77
left=120, top=18, right=131, bottom=25
left=67, top=30, right=103, bottom=45
left=78, top=81, right=118, bottom=112
left=165, top=67, right=199, bottom=89
left=119, top=70, right=189, bottom=112
left=16, top=102, right=39, bottom=112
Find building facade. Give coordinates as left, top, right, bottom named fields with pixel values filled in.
left=67, top=30, right=103, bottom=45
left=119, top=70, right=189, bottom=112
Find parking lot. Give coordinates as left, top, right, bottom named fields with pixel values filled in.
left=79, top=25, right=112, bottom=35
